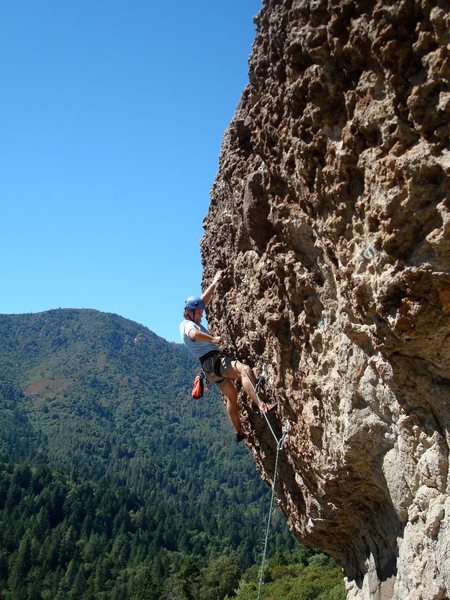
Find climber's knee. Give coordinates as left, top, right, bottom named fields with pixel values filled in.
left=232, top=361, right=253, bottom=381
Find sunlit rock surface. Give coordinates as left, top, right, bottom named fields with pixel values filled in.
left=201, top=0, right=450, bottom=598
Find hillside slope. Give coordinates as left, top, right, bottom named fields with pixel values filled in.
left=0, top=309, right=197, bottom=483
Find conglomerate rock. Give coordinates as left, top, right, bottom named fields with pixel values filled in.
left=200, top=1, right=450, bottom=598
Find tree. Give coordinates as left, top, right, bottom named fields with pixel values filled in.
left=69, top=565, right=87, bottom=599
left=12, top=464, right=32, bottom=489
left=198, top=555, right=241, bottom=600
left=8, top=533, right=33, bottom=596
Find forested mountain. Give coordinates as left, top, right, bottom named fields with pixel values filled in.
left=0, top=309, right=297, bottom=598
left=0, top=309, right=204, bottom=485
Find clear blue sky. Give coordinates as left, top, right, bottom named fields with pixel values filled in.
left=0, top=1, right=261, bottom=342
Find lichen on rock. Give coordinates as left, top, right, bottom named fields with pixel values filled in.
left=201, top=0, right=450, bottom=598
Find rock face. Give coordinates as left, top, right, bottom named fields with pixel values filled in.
left=201, top=1, right=450, bottom=598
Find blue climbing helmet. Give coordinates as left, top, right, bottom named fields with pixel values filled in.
left=184, top=296, right=205, bottom=310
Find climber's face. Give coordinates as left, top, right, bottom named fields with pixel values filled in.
left=192, top=308, right=203, bottom=324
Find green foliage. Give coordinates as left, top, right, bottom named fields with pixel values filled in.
left=0, top=460, right=344, bottom=599
left=0, top=462, right=143, bottom=598
left=231, top=550, right=346, bottom=600
left=0, top=310, right=344, bottom=598
left=198, top=555, right=241, bottom=600
left=0, top=309, right=295, bottom=569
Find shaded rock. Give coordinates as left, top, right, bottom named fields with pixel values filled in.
left=242, top=170, right=272, bottom=249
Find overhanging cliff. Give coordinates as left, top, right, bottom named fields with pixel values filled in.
left=201, top=1, right=450, bottom=598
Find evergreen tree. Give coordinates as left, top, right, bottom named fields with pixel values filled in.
left=69, top=565, right=88, bottom=599
left=198, top=555, right=241, bottom=600
left=8, top=533, right=33, bottom=597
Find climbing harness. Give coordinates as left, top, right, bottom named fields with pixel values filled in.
left=200, top=350, right=230, bottom=385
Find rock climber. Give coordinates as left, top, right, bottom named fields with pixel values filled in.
left=180, top=269, right=272, bottom=442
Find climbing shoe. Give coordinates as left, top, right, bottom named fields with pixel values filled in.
left=235, top=432, right=247, bottom=443
left=260, top=401, right=277, bottom=414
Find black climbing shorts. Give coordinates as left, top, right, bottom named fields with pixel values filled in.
left=200, top=351, right=233, bottom=387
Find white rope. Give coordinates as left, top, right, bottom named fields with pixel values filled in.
left=240, top=367, right=290, bottom=600
left=257, top=432, right=286, bottom=600
left=241, top=365, right=279, bottom=444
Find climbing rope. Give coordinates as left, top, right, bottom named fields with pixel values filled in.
left=257, top=427, right=288, bottom=600
left=220, top=310, right=291, bottom=597
left=242, top=369, right=290, bottom=600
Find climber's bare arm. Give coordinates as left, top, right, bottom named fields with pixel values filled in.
left=201, top=270, right=226, bottom=306
left=188, top=328, right=222, bottom=345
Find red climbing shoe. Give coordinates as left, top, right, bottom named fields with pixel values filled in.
left=260, top=401, right=277, bottom=414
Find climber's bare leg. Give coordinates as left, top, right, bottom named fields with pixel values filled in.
left=219, top=379, right=244, bottom=435
left=226, top=361, right=261, bottom=408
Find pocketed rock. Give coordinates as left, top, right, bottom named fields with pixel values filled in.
left=201, top=1, right=450, bottom=598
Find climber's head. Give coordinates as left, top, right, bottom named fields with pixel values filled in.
left=184, top=296, right=205, bottom=311
left=184, top=296, right=205, bottom=323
